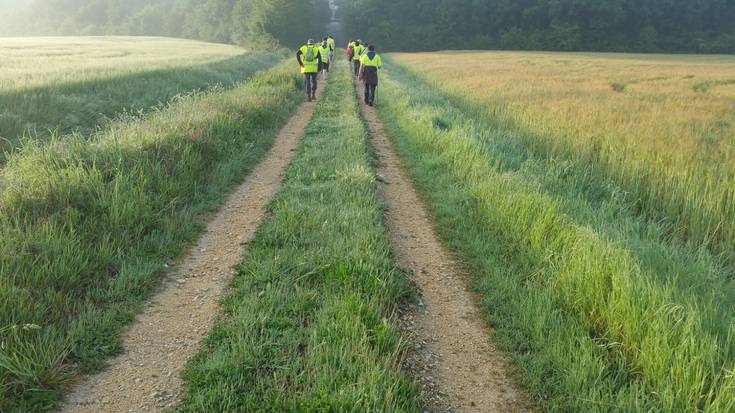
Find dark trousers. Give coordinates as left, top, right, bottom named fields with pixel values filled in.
left=364, top=82, right=377, bottom=104
left=304, top=73, right=317, bottom=98
left=353, top=60, right=361, bottom=76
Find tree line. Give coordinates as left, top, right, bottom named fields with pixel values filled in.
left=2, top=0, right=733, bottom=53
left=341, top=0, right=735, bottom=53
left=0, top=0, right=331, bottom=48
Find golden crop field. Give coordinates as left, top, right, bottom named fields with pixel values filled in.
left=392, top=51, right=735, bottom=257
left=0, top=36, right=246, bottom=91
left=380, top=52, right=735, bottom=412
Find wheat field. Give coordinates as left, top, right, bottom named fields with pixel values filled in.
left=393, top=51, right=735, bottom=260
left=0, top=37, right=282, bottom=155
left=0, top=36, right=246, bottom=91
left=378, top=52, right=735, bottom=412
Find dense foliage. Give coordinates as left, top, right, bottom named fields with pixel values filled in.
left=0, top=0, right=331, bottom=47
left=341, top=0, right=735, bottom=53
left=4, top=0, right=733, bottom=53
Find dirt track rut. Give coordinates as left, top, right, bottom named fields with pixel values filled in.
left=59, top=90, right=321, bottom=413
left=355, top=76, right=533, bottom=413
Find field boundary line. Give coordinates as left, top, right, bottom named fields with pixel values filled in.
left=58, top=87, right=322, bottom=413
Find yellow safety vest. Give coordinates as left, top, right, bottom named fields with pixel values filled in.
left=299, top=45, right=320, bottom=73
left=327, top=38, right=336, bottom=50
left=319, top=44, right=331, bottom=63
left=353, top=44, right=366, bottom=60
left=360, top=52, right=382, bottom=68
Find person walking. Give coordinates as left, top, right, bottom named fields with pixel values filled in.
left=319, top=38, right=332, bottom=77
left=352, top=40, right=366, bottom=77
left=296, top=39, right=321, bottom=102
left=359, top=45, right=382, bottom=106
left=327, top=35, right=336, bottom=62
left=347, top=39, right=356, bottom=63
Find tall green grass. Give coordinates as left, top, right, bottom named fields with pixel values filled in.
left=374, top=59, right=735, bottom=412
left=0, top=62, right=302, bottom=412
left=180, top=63, right=421, bottom=412
left=0, top=51, right=285, bottom=158
left=392, top=52, right=735, bottom=271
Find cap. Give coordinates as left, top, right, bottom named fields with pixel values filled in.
left=307, top=39, right=315, bottom=45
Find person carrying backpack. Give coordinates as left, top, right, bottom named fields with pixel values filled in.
left=319, top=38, right=332, bottom=76
left=359, top=45, right=382, bottom=106
left=352, top=40, right=366, bottom=77
left=296, top=39, right=321, bottom=102
left=346, top=39, right=356, bottom=63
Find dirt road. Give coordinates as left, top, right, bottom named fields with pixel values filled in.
left=57, top=69, right=531, bottom=412
left=59, top=91, right=321, bottom=413
left=355, top=76, right=533, bottom=413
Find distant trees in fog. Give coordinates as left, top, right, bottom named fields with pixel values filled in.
left=341, top=0, right=735, bottom=53
left=1, top=0, right=331, bottom=48
left=3, top=0, right=733, bottom=53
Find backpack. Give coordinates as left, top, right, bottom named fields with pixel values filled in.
left=305, top=46, right=316, bottom=61
left=347, top=47, right=354, bottom=57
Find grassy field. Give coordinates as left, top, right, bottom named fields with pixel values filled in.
left=376, top=54, right=735, bottom=412
left=0, top=37, right=284, bottom=156
left=4, top=39, right=734, bottom=412
left=180, top=61, right=421, bottom=411
left=392, top=51, right=735, bottom=263
left=0, top=62, right=303, bottom=412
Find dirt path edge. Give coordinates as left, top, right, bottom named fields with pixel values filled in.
left=354, top=76, right=534, bottom=413
left=58, top=90, right=322, bottom=413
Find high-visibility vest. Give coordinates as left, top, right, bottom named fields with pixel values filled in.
left=353, top=44, right=366, bottom=60
left=327, top=38, right=336, bottom=50
left=319, top=44, right=331, bottom=63
left=360, top=52, right=382, bottom=68
left=299, top=45, right=320, bottom=73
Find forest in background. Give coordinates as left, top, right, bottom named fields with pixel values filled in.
left=0, top=0, right=331, bottom=48
left=340, top=0, right=735, bottom=53
left=1, top=0, right=734, bottom=53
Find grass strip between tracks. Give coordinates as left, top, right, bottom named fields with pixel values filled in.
left=0, top=61, right=302, bottom=412
left=180, top=65, right=422, bottom=411
left=372, top=58, right=735, bottom=413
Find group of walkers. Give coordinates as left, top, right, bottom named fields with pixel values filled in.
left=296, top=36, right=382, bottom=106
left=347, top=39, right=382, bottom=106
left=296, top=36, right=336, bottom=102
